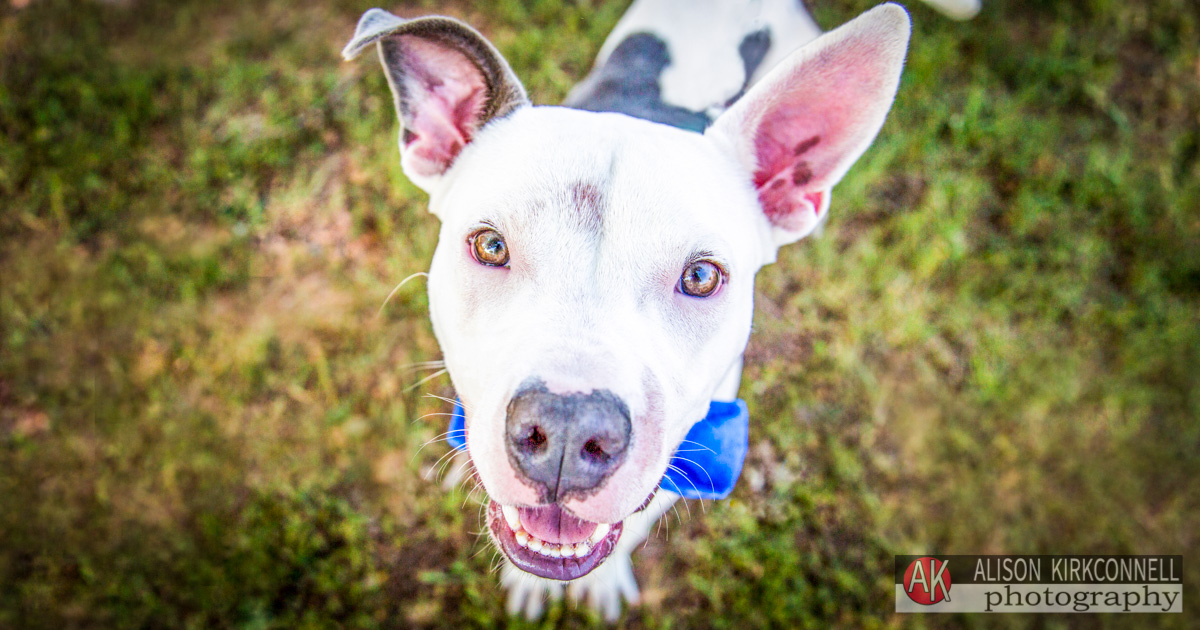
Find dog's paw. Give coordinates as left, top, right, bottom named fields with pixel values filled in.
left=500, top=553, right=641, bottom=622
left=567, top=551, right=640, bottom=622
left=501, top=561, right=564, bottom=620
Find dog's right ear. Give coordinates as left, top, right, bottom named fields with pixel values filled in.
left=706, top=4, right=910, bottom=249
left=343, top=9, right=529, bottom=192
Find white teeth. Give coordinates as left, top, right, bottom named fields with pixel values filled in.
left=590, top=523, right=610, bottom=544
left=506, top=521, right=606, bottom=559
left=501, top=505, right=521, bottom=531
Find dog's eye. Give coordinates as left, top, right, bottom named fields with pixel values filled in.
left=680, top=260, right=723, bottom=298
left=470, top=228, right=509, bottom=267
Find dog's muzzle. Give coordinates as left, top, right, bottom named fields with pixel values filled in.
left=473, top=381, right=634, bottom=581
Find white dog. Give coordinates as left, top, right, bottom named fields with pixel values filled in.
left=345, top=0, right=915, bottom=621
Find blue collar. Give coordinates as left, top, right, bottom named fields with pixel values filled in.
left=446, top=398, right=748, bottom=500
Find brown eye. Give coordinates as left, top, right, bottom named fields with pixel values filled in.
left=680, top=260, right=723, bottom=297
left=470, top=228, right=509, bottom=267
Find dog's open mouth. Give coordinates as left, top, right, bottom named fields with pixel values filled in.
left=486, top=500, right=624, bottom=581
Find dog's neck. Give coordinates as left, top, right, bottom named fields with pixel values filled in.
left=712, top=357, right=744, bottom=403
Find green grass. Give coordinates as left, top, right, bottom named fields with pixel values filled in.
left=2, top=0, right=1197, bottom=627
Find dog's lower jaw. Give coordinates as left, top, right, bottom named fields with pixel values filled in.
left=500, top=490, right=680, bottom=621
left=486, top=500, right=625, bottom=581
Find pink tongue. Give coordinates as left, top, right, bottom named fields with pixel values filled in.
left=518, top=505, right=597, bottom=544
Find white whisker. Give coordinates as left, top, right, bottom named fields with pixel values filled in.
left=399, top=359, right=445, bottom=369
left=421, top=443, right=462, bottom=479
left=410, top=411, right=458, bottom=425
left=670, top=456, right=715, bottom=512
left=412, top=430, right=459, bottom=459
left=425, top=393, right=467, bottom=410
left=377, top=271, right=428, bottom=317
left=404, top=368, right=448, bottom=392
left=436, top=447, right=464, bottom=479
left=662, top=460, right=700, bottom=516
left=666, top=463, right=706, bottom=511
left=677, top=438, right=717, bottom=455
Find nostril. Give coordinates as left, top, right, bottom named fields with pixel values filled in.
left=521, top=425, right=547, bottom=454
left=581, top=438, right=608, bottom=463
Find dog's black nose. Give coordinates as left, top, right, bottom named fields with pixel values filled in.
left=505, top=382, right=631, bottom=501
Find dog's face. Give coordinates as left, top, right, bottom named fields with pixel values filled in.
left=344, top=5, right=909, bottom=581
left=428, top=107, right=768, bottom=520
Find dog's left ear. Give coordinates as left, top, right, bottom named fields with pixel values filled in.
left=343, top=9, right=529, bottom=192
left=706, top=3, right=911, bottom=247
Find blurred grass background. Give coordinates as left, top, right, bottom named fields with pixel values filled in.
left=1, top=0, right=1198, bottom=627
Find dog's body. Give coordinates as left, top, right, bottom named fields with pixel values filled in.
left=345, top=0, right=912, bottom=621
left=565, top=0, right=822, bottom=130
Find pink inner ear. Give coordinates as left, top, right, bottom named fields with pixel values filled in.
left=752, top=120, right=833, bottom=234
left=744, top=36, right=901, bottom=235
left=757, top=176, right=825, bottom=233
left=399, top=35, right=488, bottom=177
left=753, top=123, right=830, bottom=231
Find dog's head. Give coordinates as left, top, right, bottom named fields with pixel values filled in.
left=345, top=5, right=909, bottom=581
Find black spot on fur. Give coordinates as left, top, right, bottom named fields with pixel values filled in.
left=724, top=28, right=772, bottom=107
left=792, top=161, right=813, bottom=186
left=563, top=33, right=710, bottom=132
left=793, top=135, right=821, bottom=156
